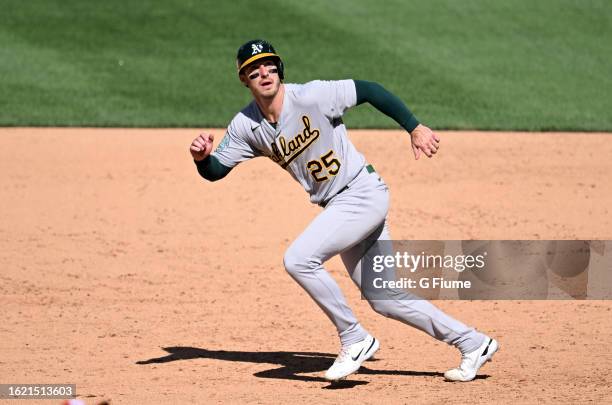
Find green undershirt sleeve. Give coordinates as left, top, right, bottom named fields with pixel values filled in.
left=194, top=155, right=232, bottom=182
left=354, top=80, right=420, bottom=132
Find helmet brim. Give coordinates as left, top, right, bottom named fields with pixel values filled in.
left=237, top=52, right=280, bottom=73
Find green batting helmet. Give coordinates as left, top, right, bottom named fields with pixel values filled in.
left=236, top=39, right=284, bottom=80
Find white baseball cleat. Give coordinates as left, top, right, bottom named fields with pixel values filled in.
left=444, top=337, right=499, bottom=382
left=324, top=334, right=379, bottom=381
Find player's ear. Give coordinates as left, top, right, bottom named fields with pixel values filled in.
left=239, top=73, right=248, bottom=88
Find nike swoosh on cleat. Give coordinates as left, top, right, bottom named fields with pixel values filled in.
left=366, top=337, right=377, bottom=355
left=481, top=338, right=493, bottom=357
left=351, top=348, right=364, bottom=361
left=351, top=338, right=377, bottom=361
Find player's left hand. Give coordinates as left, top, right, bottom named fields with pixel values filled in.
left=409, top=124, right=440, bottom=160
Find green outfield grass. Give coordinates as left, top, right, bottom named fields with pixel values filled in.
left=1, top=0, right=611, bottom=130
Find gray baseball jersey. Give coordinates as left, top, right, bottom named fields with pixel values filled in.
left=212, top=80, right=365, bottom=205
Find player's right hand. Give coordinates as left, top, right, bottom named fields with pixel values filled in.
left=190, top=133, right=215, bottom=161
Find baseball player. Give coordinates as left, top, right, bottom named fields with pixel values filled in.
left=190, top=39, right=498, bottom=382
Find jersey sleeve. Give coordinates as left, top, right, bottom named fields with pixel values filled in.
left=303, top=80, right=358, bottom=119
left=211, top=115, right=261, bottom=168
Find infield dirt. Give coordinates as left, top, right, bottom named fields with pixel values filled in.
left=1, top=128, right=611, bottom=404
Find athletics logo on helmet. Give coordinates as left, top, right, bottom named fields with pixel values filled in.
left=236, top=39, right=284, bottom=80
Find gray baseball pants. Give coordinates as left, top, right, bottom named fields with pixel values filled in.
left=283, top=167, right=485, bottom=354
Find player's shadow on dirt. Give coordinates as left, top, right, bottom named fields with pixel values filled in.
left=136, top=347, right=488, bottom=387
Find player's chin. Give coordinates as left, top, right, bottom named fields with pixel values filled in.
left=258, top=86, right=278, bottom=98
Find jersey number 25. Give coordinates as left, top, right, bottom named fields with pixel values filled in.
left=307, top=150, right=341, bottom=182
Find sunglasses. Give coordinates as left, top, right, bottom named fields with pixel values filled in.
left=247, top=66, right=278, bottom=80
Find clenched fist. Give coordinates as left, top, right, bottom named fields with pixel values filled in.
left=190, top=133, right=215, bottom=161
